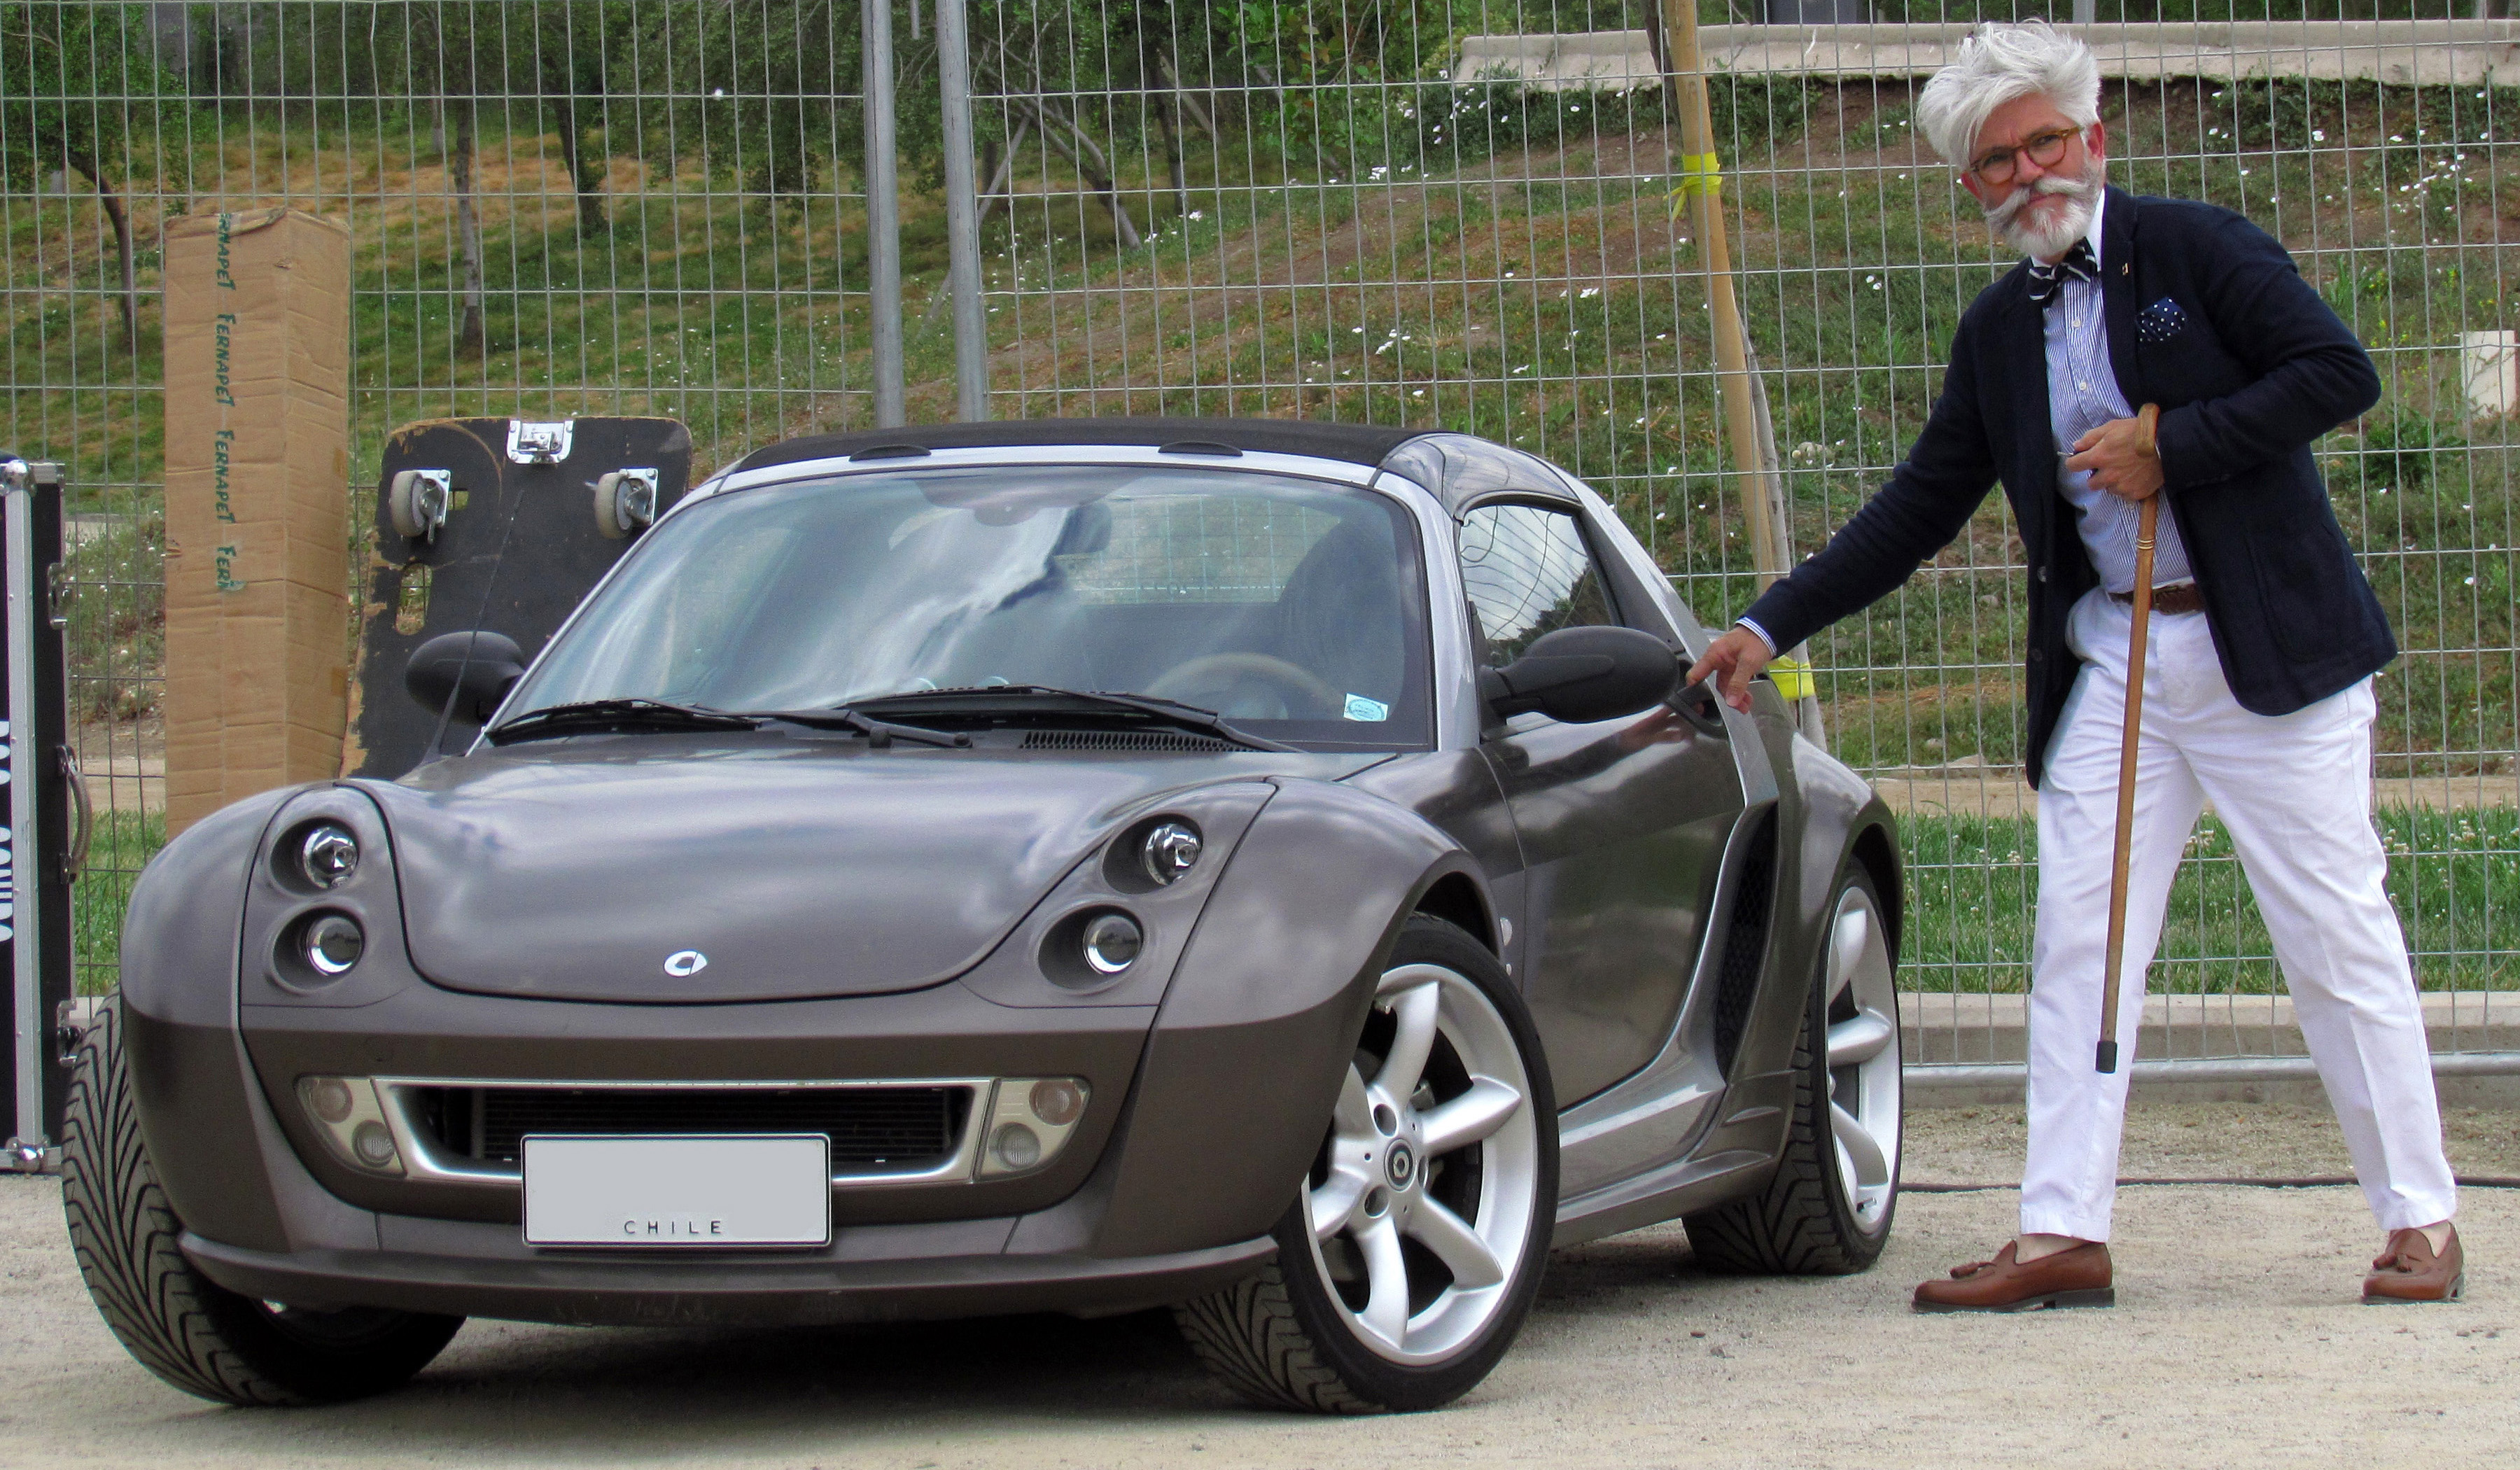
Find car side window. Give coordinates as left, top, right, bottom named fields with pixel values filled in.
left=1457, top=503, right=1618, bottom=666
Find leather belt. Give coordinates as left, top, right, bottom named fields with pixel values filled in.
left=2110, top=582, right=2204, bottom=616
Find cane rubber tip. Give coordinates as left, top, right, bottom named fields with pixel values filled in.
left=2095, top=1041, right=2120, bottom=1074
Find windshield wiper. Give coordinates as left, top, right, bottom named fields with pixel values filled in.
left=750, top=707, right=971, bottom=749
left=486, top=698, right=761, bottom=745
left=850, top=685, right=1298, bottom=752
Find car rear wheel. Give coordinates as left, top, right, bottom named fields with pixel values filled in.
left=1684, top=865, right=1902, bottom=1274
left=1175, top=914, right=1556, bottom=1413
left=60, top=998, right=465, bottom=1406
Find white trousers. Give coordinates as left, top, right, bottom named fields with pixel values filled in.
left=2020, top=588, right=2458, bottom=1240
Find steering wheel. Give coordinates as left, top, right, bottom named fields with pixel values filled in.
left=1143, top=652, right=1340, bottom=717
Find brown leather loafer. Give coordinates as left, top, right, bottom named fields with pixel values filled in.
left=2364, top=1226, right=2464, bottom=1304
left=1913, top=1240, right=2115, bottom=1313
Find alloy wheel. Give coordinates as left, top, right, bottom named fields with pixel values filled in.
left=1821, top=886, right=1901, bottom=1230
left=1303, top=961, right=1540, bottom=1365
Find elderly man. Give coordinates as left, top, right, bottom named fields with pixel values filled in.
left=1688, top=21, right=2462, bottom=1308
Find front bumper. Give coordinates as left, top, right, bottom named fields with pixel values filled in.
left=183, top=1219, right=1275, bottom=1328
left=127, top=967, right=1360, bottom=1326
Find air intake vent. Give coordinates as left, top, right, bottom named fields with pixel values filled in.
left=1021, top=729, right=1230, bottom=752
left=416, top=1085, right=969, bottom=1168
left=1712, top=813, right=1779, bottom=1076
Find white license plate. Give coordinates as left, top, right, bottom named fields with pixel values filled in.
left=522, top=1134, right=832, bottom=1247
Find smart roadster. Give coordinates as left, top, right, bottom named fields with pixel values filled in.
left=69, top=418, right=1904, bottom=1413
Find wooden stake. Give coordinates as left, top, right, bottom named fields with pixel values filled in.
left=1653, top=0, right=1784, bottom=592
left=2095, top=493, right=2159, bottom=1074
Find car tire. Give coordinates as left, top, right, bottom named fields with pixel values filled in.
left=1175, top=914, right=1557, bottom=1414
left=1684, top=864, right=1903, bottom=1275
left=60, top=998, right=465, bottom=1406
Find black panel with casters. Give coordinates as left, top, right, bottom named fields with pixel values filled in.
left=346, top=417, right=692, bottom=778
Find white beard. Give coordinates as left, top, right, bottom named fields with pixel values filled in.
left=1987, top=163, right=2104, bottom=261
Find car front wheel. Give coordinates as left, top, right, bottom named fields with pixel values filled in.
left=61, top=998, right=465, bottom=1406
left=1176, top=914, right=1557, bottom=1413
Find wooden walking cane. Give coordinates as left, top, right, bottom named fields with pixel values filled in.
left=2095, top=409, right=2164, bottom=1074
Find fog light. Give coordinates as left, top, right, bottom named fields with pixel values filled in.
left=1140, top=820, right=1202, bottom=886
left=299, top=824, right=360, bottom=889
left=295, top=1076, right=405, bottom=1177
left=351, top=1120, right=398, bottom=1168
left=975, top=1076, right=1091, bottom=1179
left=991, top=1122, right=1042, bottom=1171
left=303, top=914, right=364, bottom=976
left=1081, top=913, right=1141, bottom=975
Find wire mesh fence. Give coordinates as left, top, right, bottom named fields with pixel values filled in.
left=1, top=1, right=2512, bottom=1069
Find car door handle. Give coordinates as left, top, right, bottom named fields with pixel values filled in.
left=1668, top=680, right=1729, bottom=738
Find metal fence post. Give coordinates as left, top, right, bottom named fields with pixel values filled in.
left=933, top=0, right=990, bottom=421
left=864, top=0, right=907, bottom=428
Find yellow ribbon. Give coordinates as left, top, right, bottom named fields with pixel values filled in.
left=1767, top=656, right=1814, bottom=701
left=1667, top=151, right=1723, bottom=216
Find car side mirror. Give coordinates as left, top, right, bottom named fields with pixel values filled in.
left=404, top=630, right=526, bottom=724
left=1480, top=625, right=1679, bottom=725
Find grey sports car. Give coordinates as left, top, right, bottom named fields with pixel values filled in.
left=69, top=418, right=1904, bottom=1413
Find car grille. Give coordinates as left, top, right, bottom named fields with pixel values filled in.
left=411, top=1085, right=972, bottom=1170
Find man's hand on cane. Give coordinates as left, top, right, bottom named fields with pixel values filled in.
left=1685, top=626, right=1774, bottom=714
left=2065, top=405, right=2165, bottom=501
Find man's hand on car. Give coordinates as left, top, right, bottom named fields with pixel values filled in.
left=1685, top=625, right=1774, bottom=713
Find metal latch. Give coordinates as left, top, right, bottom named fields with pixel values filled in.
left=3, top=1139, right=59, bottom=1174
left=507, top=419, right=575, bottom=464
left=54, top=998, right=89, bottom=1068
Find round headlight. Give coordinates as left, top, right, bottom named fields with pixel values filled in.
left=307, top=1077, right=356, bottom=1124
left=303, top=914, right=365, bottom=976
left=1140, top=820, right=1202, bottom=886
left=1080, top=912, right=1142, bottom=975
left=300, top=824, right=360, bottom=889
left=1029, top=1079, right=1084, bottom=1127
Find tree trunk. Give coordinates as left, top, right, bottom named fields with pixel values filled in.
left=977, top=119, right=1027, bottom=226
left=449, top=102, right=487, bottom=357
left=1016, top=96, right=1141, bottom=249
left=1155, top=51, right=1217, bottom=141
left=1154, top=94, right=1188, bottom=216
left=556, top=93, right=608, bottom=238
left=981, top=43, right=1143, bottom=249
left=66, top=147, right=139, bottom=353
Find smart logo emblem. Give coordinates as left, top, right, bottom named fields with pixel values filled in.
left=663, top=949, right=708, bottom=977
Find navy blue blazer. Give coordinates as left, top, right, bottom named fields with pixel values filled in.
left=1740, top=187, right=2390, bottom=788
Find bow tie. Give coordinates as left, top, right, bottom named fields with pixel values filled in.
left=2026, top=238, right=2099, bottom=307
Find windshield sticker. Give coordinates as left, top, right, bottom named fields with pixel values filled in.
left=1343, top=694, right=1390, bottom=722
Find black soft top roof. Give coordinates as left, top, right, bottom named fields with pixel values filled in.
left=728, top=416, right=1428, bottom=477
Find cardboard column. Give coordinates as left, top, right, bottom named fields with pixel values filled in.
left=161, top=209, right=354, bottom=835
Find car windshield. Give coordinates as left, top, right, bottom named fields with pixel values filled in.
left=507, top=462, right=1434, bottom=748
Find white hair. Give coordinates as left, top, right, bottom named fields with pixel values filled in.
left=1914, top=21, right=2102, bottom=169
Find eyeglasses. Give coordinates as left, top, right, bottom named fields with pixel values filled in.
left=1969, top=126, right=2082, bottom=186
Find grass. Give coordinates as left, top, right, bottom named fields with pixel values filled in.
left=74, top=809, right=164, bottom=996
left=1905, top=806, right=2520, bottom=995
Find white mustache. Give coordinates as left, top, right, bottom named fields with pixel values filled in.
left=1986, top=172, right=2099, bottom=232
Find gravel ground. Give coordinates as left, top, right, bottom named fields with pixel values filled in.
left=4, top=1102, right=2515, bottom=1469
